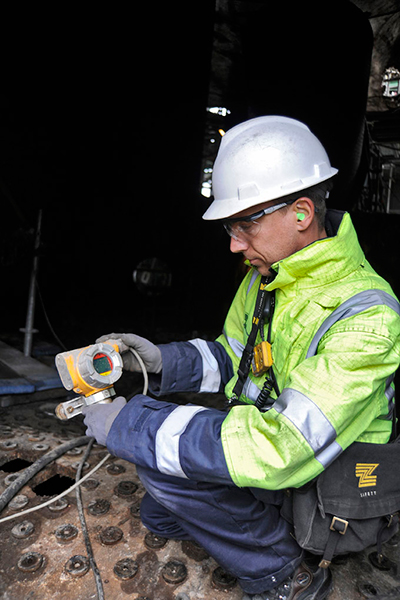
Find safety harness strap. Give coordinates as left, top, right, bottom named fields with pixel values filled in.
left=229, top=275, right=270, bottom=405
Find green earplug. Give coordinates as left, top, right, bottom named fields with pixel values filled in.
left=296, top=213, right=305, bottom=221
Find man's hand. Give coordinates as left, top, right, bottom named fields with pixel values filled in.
left=82, top=396, right=127, bottom=446
left=96, top=333, right=162, bottom=374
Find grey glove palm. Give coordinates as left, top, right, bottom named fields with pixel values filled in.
left=96, top=333, right=162, bottom=374
left=82, top=396, right=127, bottom=446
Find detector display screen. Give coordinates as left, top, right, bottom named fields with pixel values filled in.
left=93, top=353, right=113, bottom=375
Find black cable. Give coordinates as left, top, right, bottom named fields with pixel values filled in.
left=0, top=436, right=90, bottom=514
left=75, top=438, right=105, bottom=600
left=35, top=281, right=68, bottom=351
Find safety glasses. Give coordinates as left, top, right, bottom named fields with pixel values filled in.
left=223, top=200, right=296, bottom=241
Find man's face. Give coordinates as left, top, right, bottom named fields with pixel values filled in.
left=226, top=201, right=302, bottom=276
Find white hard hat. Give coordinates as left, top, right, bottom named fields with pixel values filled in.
left=202, top=115, right=338, bottom=221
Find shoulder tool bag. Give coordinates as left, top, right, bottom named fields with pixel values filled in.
left=282, top=436, right=400, bottom=568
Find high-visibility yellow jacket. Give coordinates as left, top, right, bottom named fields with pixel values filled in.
left=217, top=210, right=400, bottom=489
left=108, top=211, right=400, bottom=491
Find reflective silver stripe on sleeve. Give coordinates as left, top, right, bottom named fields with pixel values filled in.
left=379, top=373, right=396, bottom=421
left=224, top=334, right=245, bottom=359
left=244, top=377, right=275, bottom=409
left=243, top=377, right=262, bottom=403
left=155, top=405, right=209, bottom=478
left=188, top=338, right=221, bottom=392
left=242, top=377, right=261, bottom=402
left=385, top=373, right=395, bottom=403
left=274, top=388, right=342, bottom=468
left=314, top=440, right=342, bottom=468
left=307, top=290, right=400, bottom=359
left=306, top=289, right=399, bottom=426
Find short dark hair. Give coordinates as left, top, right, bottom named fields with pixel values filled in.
left=280, top=180, right=333, bottom=230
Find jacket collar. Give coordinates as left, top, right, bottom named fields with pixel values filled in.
left=267, top=211, right=365, bottom=291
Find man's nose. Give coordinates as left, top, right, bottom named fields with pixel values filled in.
left=230, top=235, right=249, bottom=253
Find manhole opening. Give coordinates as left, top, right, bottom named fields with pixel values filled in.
left=0, top=458, right=33, bottom=473
left=32, top=474, right=75, bottom=497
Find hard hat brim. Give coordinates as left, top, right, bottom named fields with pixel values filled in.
left=202, top=168, right=338, bottom=221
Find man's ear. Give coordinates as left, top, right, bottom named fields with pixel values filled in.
left=292, top=197, right=314, bottom=229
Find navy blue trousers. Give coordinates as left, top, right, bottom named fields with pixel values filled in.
left=137, top=466, right=303, bottom=594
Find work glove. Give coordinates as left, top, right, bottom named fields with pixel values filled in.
left=82, top=396, right=127, bottom=446
left=96, top=333, right=162, bottom=374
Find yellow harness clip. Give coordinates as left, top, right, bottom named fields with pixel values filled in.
left=252, top=341, right=273, bottom=376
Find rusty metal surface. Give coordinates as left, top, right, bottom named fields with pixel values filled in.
left=0, top=399, right=399, bottom=600
left=0, top=400, right=244, bottom=600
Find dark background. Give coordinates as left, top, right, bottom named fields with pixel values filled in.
left=1, top=2, right=399, bottom=353
left=0, top=3, right=225, bottom=349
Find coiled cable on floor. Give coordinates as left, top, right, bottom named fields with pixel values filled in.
left=75, top=437, right=105, bottom=600
left=0, top=346, right=149, bottom=599
left=0, top=436, right=91, bottom=516
left=0, top=448, right=109, bottom=524
left=0, top=346, right=149, bottom=525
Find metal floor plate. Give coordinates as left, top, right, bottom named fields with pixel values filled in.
left=0, top=400, right=399, bottom=600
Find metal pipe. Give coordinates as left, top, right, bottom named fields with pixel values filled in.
left=23, top=209, right=43, bottom=357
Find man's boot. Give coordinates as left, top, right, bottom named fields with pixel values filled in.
left=242, top=561, right=333, bottom=600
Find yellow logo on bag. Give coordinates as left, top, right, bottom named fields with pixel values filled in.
left=355, top=463, right=379, bottom=488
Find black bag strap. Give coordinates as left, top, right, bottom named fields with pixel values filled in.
left=228, top=275, right=271, bottom=406
left=318, top=516, right=349, bottom=568
left=318, top=512, right=400, bottom=569
left=391, top=394, right=398, bottom=441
